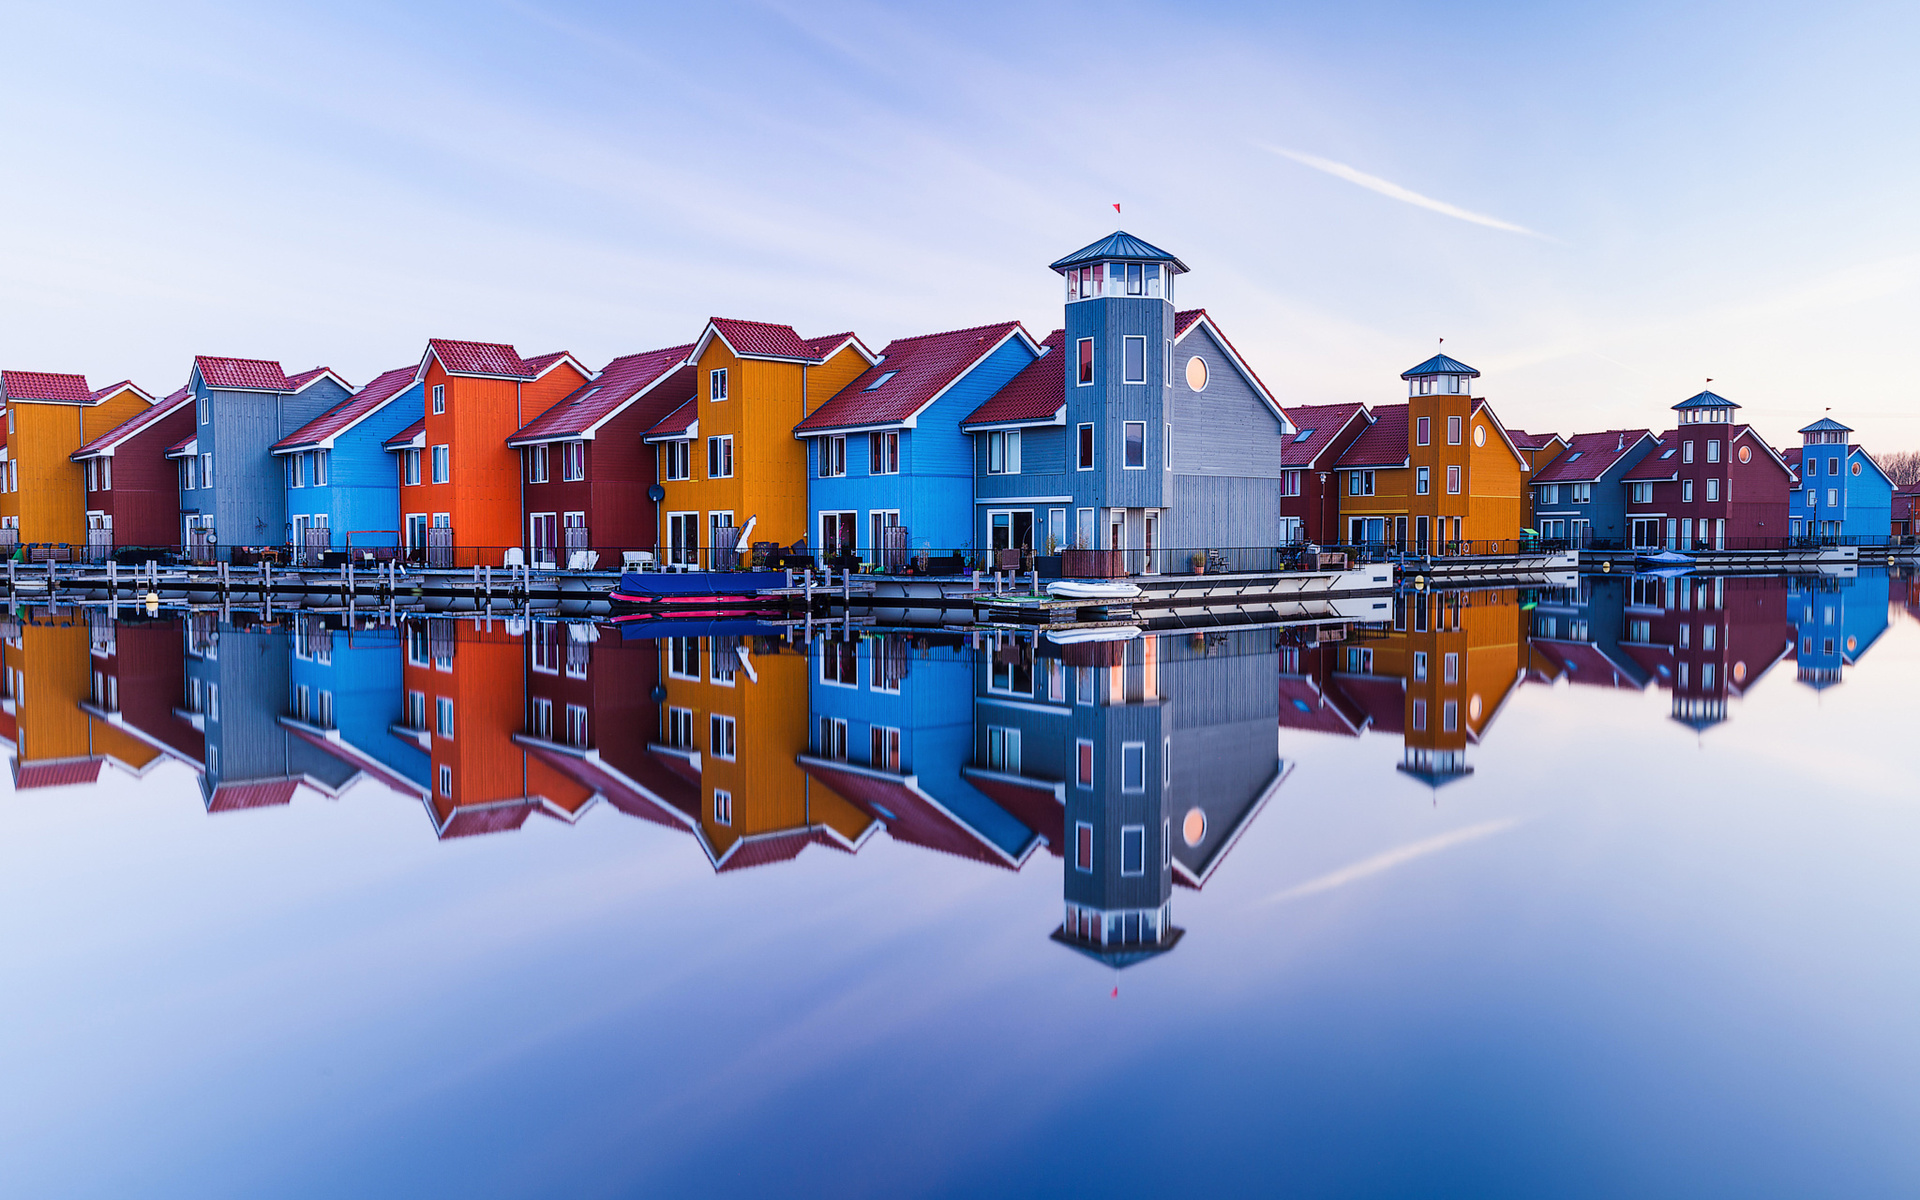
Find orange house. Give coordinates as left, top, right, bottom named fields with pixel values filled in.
left=400, top=340, right=591, bottom=568
left=0, top=372, right=153, bottom=550
left=0, top=608, right=169, bottom=788
left=645, top=319, right=873, bottom=565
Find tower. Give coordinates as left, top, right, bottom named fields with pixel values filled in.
left=1401, top=353, right=1480, bottom=552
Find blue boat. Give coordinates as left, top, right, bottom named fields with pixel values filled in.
left=611, top=570, right=790, bottom=605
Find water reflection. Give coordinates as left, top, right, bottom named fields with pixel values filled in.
left=3, top=568, right=1904, bottom=971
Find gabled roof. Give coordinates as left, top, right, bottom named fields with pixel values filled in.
left=796, top=321, right=1036, bottom=435
left=1622, top=440, right=1679, bottom=481
left=1848, top=445, right=1895, bottom=488
left=1507, top=428, right=1564, bottom=451
left=1334, top=403, right=1409, bottom=468
left=797, top=757, right=1038, bottom=869
left=641, top=398, right=698, bottom=443
left=1534, top=429, right=1655, bottom=484
left=383, top=418, right=424, bottom=450
left=285, top=367, right=351, bottom=394
left=962, top=329, right=1064, bottom=429
left=1279, top=674, right=1367, bottom=736
left=1175, top=309, right=1286, bottom=425
left=164, top=434, right=198, bottom=459
left=207, top=778, right=299, bottom=812
left=1401, top=353, right=1479, bottom=379
left=13, top=757, right=103, bottom=789
left=692, top=317, right=865, bottom=365
left=801, top=332, right=877, bottom=364
left=195, top=356, right=292, bottom=392
left=1281, top=403, right=1371, bottom=468
left=1048, top=230, right=1189, bottom=274
left=88, top=380, right=154, bottom=405
left=1800, top=416, right=1853, bottom=434
left=2, top=370, right=91, bottom=403
left=1328, top=674, right=1405, bottom=734
left=275, top=366, right=417, bottom=453
left=1782, top=446, right=1802, bottom=482
left=1173, top=762, right=1290, bottom=889
left=1673, top=389, right=1738, bottom=410
left=522, top=350, right=590, bottom=379
left=73, top=386, right=192, bottom=460
left=424, top=338, right=532, bottom=379
left=510, top=346, right=695, bottom=446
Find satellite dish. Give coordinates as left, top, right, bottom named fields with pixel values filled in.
left=647, top=484, right=666, bottom=503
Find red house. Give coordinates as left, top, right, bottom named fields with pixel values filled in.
left=1280, top=402, right=1372, bottom=545
left=505, top=343, right=695, bottom=567
left=70, top=385, right=195, bottom=553
left=1621, top=391, right=1793, bottom=551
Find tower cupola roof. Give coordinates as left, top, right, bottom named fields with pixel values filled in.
left=1049, top=231, right=1188, bottom=275
left=1399, top=353, right=1480, bottom=380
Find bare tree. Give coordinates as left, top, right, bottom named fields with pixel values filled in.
left=1881, top=449, right=1920, bottom=487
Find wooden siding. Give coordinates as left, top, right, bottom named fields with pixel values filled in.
left=88, top=403, right=194, bottom=547
left=1065, top=295, right=1171, bottom=512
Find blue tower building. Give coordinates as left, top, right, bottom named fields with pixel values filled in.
left=1790, top=417, right=1894, bottom=543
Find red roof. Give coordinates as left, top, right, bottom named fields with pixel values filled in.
left=275, top=367, right=416, bottom=452
left=88, top=379, right=150, bottom=404
left=1534, top=429, right=1654, bottom=483
left=437, top=800, right=538, bottom=838
left=13, top=758, right=103, bottom=788
left=427, top=338, right=531, bottom=379
left=522, top=351, right=586, bottom=378
left=509, top=344, right=695, bottom=445
left=801, top=761, right=1015, bottom=868
left=285, top=367, right=347, bottom=393
left=1623, top=440, right=1680, bottom=481
left=707, top=317, right=820, bottom=362
left=1175, top=309, right=1205, bottom=338
left=208, top=778, right=299, bottom=812
left=1334, top=403, right=1409, bottom=467
left=523, top=743, right=700, bottom=829
left=1281, top=403, right=1369, bottom=468
left=797, top=322, right=1027, bottom=433
left=714, top=828, right=849, bottom=873
left=1278, top=676, right=1365, bottom=735
left=1507, top=428, right=1562, bottom=451
left=802, top=332, right=872, bottom=362
left=3, top=371, right=91, bottom=402
left=74, top=386, right=192, bottom=459
left=1535, top=640, right=1644, bottom=690
left=165, top=432, right=197, bottom=458
left=196, top=356, right=292, bottom=391
left=962, top=329, right=1065, bottom=428
left=1782, top=446, right=1802, bottom=481
left=384, top=417, right=425, bottom=449
left=1330, top=674, right=1405, bottom=734
left=642, top=398, right=698, bottom=442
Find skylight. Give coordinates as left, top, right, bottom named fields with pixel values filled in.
left=863, top=371, right=898, bottom=391
left=1293, top=428, right=1315, bottom=443
left=1566, top=451, right=1583, bottom=461
left=1661, top=449, right=1677, bottom=458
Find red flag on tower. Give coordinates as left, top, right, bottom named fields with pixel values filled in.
left=1112, top=203, right=1121, bottom=213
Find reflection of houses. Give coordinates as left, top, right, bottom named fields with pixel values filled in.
left=1526, top=576, right=1651, bottom=691
left=1617, top=574, right=1792, bottom=730
left=284, top=615, right=429, bottom=796
left=1787, top=574, right=1889, bottom=689
left=0, top=609, right=174, bottom=788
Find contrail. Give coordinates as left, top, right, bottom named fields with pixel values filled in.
left=1262, top=817, right=1526, bottom=904
left=1257, top=143, right=1556, bottom=241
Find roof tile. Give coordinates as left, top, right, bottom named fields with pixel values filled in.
left=1334, top=403, right=1409, bottom=467
left=1280, top=402, right=1368, bottom=467
left=2, top=370, right=92, bottom=402
left=643, top=398, right=698, bottom=441
left=428, top=339, right=530, bottom=379
left=709, top=318, right=818, bottom=361
left=285, top=367, right=347, bottom=393
left=1401, top=353, right=1479, bottom=379
left=275, top=366, right=417, bottom=452
left=510, top=344, right=694, bottom=444
left=74, top=386, right=193, bottom=459
left=384, top=417, right=425, bottom=449
left=1533, top=429, right=1655, bottom=483
left=962, top=329, right=1065, bottom=427
left=798, top=322, right=1025, bottom=433
left=196, top=356, right=292, bottom=391
left=14, top=759, right=103, bottom=788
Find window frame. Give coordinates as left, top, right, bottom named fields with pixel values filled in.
left=1122, top=421, right=1147, bottom=470
left=1076, top=338, right=1094, bottom=386
left=1077, top=423, right=1095, bottom=470
left=431, top=444, right=450, bottom=484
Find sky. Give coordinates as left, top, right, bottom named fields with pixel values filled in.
left=5, top=0, right=1920, bottom=450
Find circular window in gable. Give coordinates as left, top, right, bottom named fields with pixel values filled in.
left=1852, top=460, right=1862, bottom=476
left=1733, top=661, right=1748, bottom=683
left=1473, top=424, right=1487, bottom=447
left=1738, top=445, right=1752, bottom=464
left=1185, top=356, right=1208, bottom=391
left=1182, top=807, right=1207, bottom=846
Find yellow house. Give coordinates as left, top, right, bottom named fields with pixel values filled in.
left=0, top=609, right=168, bottom=788
left=644, top=319, right=873, bottom=565
left=0, top=372, right=153, bottom=551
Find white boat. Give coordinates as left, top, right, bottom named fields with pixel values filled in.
left=1635, top=550, right=1695, bottom=566
left=1045, top=626, right=1141, bottom=645
left=1048, top=580, right=1142, bottom=600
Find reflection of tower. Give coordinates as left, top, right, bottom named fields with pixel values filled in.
left=1788, top=573, right=1888, bottom=692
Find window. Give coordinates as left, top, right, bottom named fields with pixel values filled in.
left=1413, top=651, right=1427, bottom=681
left=436, top=696, right=454, bottom=738
left=1448, top=415, right=1462, bottom=445
left=1123, top=336, right=1146, bottom=383
left=180, top=457, right=196, bottom=491
left=1443, top=700, right=1458, bottom=731
left=1682, top=480, right=1694, bottom=503
left=661, top=440, right=690, bottom=480
left=1282, top=469, right=1302, bottom=497
left=406, top=690, right=426, bottom=730
left=986, top=725, right=1020, bottom=772
left=197, top=396, right=208, bottom=425
left=664, top=707, right=694, bottom=748
left=819, top=716, right=848, bottom=760
left=1571, top=483, right=1592, bottom=503
left=565, top=704, right=588, bottom=748
left=1416, top=466, right=1430, bottom=495
left=1707, top=440, right=1720, bottom=463
left=1630, top=482, right=1652, bottom=504
left=1416, top=416, right=1430, bottom=446
left=709, top=714, right=736, bottom=760
left=1185, top=356, right=1208, bottom=390
left=201, top=452, right=213, bottom=486
left=1447, top=465, right=1461, bottom=494
left=1074, top=821, right=1094, bottom=872
left=1120, top=825, right=1146, bottom=876
left=562, top=441, right=585, bottom=480
left=713, top=789, right=732, bottom=826
left=527, top=444, right=549, bottom=483
left=1121, top=742, right=1146, bottom=792
left=821, top=435, right=846, bottom=478
left=707, top=435, right=733, bottom=478
left=709, top=369, right=728, bottom=401
left=709, top=636, right=736, bottom=685
left=530, top=696, right=553, bottom=738
left=1683, top=441, right=1694, bottom=463
left=1165, top=339, right=1173, bottom=385
left=407, top=623, right=430, bottom=667
left=821, top=639, right=857, bottom=685
left=1412, top=699, right=1427, bottom=730
left=870, top=726, right=901, bottom=772
left=1123, top=422, right=1146, bottom=469
left=1805, top=457, right=1818, bottom=476
left=667, top=637, right=700, bottom=679
left=1706, top=479, right=1720, bottom=502
left=863, top=371, right=898, bottom=391
left=431, top=384, right=445, bottom=414
left=987, top=430, right=1021, bottom=475
left=439, top=764, right=452, bottom=797
left=1350, top=470, right=1376, bottom=497
left=403, top=448, right=421, bottom=486
left=1077, top=424, right=1095, bottom=470
left=1076, top=738, right=1094, bottom=789
left=1444, top=652, right=1459, bottom=683
left=1826, top=487, right=1838, bottom=506
left=1076, top=338, right=1094, bottom=385
left=869, top=431, right=899, bottom=475
left=431, top=445, right=449, bottom=483
left=311, top=450, right=327, bottom=487
left=288, top=454, right=305, bottom=488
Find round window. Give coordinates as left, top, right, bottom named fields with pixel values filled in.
left=1852, top=461, right=1862, bottom=476
left=1473, top=424, right=1487, bottom=448
left=1469, top=694, right=1483, bottom=721
left=1185, top=356, right=1208, bottom=391
left=1733, top=661, right=1747, bottom=683
left=1847, top=636, right=1858, bottom=652
left=1182, top=807, right=1207, bottom=846
left=1738, top=445, right=1752, bottom=464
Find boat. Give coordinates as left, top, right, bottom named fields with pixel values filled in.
left=1634, top=550, right=1695, bottom=567
left=610, top=570, right=789, bottom=606
left=1047, top=580, right=1142, bottom=600
left=1044, top=625, right=1141, bottom=645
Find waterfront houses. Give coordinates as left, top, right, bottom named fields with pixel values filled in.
left=271, top=365, right=424, bottom=560
left=1529, top=429, right=1659, bottom=548
left=507, top=344, right=695, bottom=568
left=71, top=385, right=195, bottom=554
left=1788, top=417, right=1893, bottom=543
left=1279, top=402, right=1373, bottom=547
left=961, top=329, right=1070, bottom=559
left=1622, top=391, right=1794, bottom=552
left=797, top=321, right=1041, bottom=565
left=1331, top=403, right=1411, bottom=547
left=0, top=372, right=153, bottom=552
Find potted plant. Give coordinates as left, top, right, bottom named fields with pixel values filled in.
left=1190, top=551, right=1207, bottom=575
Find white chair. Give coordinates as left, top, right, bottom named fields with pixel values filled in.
left=503, top=548, right=525, bottom=568
left=567, top=550, right=599, bottom=571
left=622, top=551, right=654, bottom=571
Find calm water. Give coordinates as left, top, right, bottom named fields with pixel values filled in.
left=3, top=570, right=1918, bottom=1198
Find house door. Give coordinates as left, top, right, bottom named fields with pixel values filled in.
left=1394, top=516, right=1407, bottom=550
left=1348, top=517, right=1364, bottom=545
left=666, top=512, right=698, bottom=566
left=1143, top=511, right=1159, bottom=574
left=529, top=513, right=558, bottom=568
left=1415, top=517, right=1430, bottom=553
left=821, top=512, right=855, bottom=560
left=1365, top=517, right=1384, bottom=546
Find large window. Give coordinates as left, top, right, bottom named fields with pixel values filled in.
left=869, top=431, right=899, bottom=475
left=707, top=435, right=733, bottom=479
left=1123, top=422, right=1146, bottom=469
left=1077, top=424, right=1095, bottom=470
left=403, top=448, right=421, bottom=486
left=311, top=450, right=327, bottom=487
left=661, top=439, right=690, bottom=481
left=435, top=696, right=454, bottom=738
left=709, top=714, right=736, bottom=760
left=562, top=441, right=585, bottom=481
left=986, top=725, right=1020, bottom=772
left=287, top=455, right=304, bottom=489
left=1630, top=482, right=1653, bottom=504
left=820, top=435, right=846, bottom=478
left=987, top=430, right=1021, bottom=475
left=1122, top=336, right=1146, bottom=384
left=1076, top=338, right=1094, bottom=385
left=1571, top=482, right=1592, bottom=503
left=431, top=445, right=449, bottom=483
left=1349, top=470, right=1376, bottom=497
left=527, top=444, right=549, bottom=483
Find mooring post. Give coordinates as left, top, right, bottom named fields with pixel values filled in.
left=971, top=569, right=980, bottom=591
left=1030, top=569, right=1039, bottom=595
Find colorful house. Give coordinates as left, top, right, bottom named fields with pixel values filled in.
left=1279, top=402, right=1373, bottom=547
left=960, top=328, right=1071, bottom=559
left=173, top=358, right=354, bottom=560
left=70, top=385, right=196, bottom=555
left=1622, top=391, right=1793, bottom=552
left=797, top=321, right=1041, bottom=565
left=0, top=372, right=154, bottom=555
left=398, top=340, right=592, bottom=567
left=270, top=366, right=425, bottom=561
left=0, top=608, right=173, bottom=788
left=506, top=343, right=695, bottom=568
left=1330, top=403, right=1411, bottom=547
left=1507, top=429, right=1568, bottom=528
left=1788, top=417, right=1893, bottom=543
left=1893, top=485, right=1918, bottom=538
left=284, top=615, right=429, bottom=797
left=79, top=614, right=205, bottom=771
left=1529, top=429, right=1659, bottom=548
left=1787, top=575, right=1889, bottom=690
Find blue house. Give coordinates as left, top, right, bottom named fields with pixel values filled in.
left=1788, top=573, right=1890, bottom=690
left=793, top=322, right=1041, bottom=565
left=271, top=365, right=425, bottom=560
left=1529, top=428, right=1659, bottom=548
left=964, top=233, right=1293, bottom=574
left=1789, top=417, right=1894, bottom=543
left=173, top=357, right=354, bottom=559
left=285, top=615, right=430, bottom=795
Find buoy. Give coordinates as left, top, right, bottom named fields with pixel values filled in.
left=1602, top=559, right=1612, bottom=573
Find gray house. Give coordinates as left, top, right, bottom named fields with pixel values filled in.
left=173, top=356, right=352, bottom=558
left=1531, top=428, right=1659, bottom=548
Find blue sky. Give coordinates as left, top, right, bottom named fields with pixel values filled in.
left=6, top=0, right=1919, bottom=449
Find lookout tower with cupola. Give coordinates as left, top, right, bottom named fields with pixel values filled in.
left=1673, top=389, right=1739, bottom=425
left=1401, top=353, right=1484, bottom=552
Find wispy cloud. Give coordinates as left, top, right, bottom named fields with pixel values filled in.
left=1257, top=143, right=1555, bottom=241
left=1262, top=817, right=1526, bottom=904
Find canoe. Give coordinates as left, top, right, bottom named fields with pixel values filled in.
left=1048, top=580, right=1142, bottom=600
left=1045, top=625, right=1142, bottom=645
